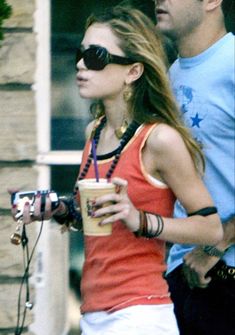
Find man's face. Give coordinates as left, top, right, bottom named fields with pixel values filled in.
left=154, top=0, right=204, bottom=40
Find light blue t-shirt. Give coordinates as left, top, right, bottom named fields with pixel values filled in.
left=167, top=33, right=235, bottom=273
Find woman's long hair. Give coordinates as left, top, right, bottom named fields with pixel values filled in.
left=86, top=6, right=205, bottom=171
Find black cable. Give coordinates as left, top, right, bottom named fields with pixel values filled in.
left=15, top=217, right=44, bottom=335
left=15, top=238, right=28, bottom=334
left=15, top=225, right=28, bottom=334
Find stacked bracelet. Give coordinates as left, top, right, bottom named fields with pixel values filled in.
left=136, top=210, right=164, bottom=238
left=138, top=210, right=148, bottom=236
left=53, top=196, right=83, bottom=231
left=146, top=213, right=164, bottom=238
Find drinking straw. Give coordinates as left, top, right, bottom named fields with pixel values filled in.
left=91, top=139, right=99, bottom=182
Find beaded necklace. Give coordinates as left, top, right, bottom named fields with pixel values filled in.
left=59, top=117, right=140, bottom=231
left=78, top=116, right=140, bottom=181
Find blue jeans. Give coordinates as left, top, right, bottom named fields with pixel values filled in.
left=166, top=263, right=235, bottom=335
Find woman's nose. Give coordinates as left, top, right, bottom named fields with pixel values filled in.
left=76, top=58, right=86, bottom=71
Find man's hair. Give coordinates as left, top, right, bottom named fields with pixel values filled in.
left=222, top=0, right=233, bottom=16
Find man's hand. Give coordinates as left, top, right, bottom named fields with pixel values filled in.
left=183, top=246, right=220, bottom=289
left=183, top=217, right=235, bottom=289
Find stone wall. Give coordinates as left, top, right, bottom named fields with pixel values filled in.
left=0, top=0, right=37, bottom=334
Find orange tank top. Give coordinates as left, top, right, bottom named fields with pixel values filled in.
left=78, top=123, right=176, bottom=313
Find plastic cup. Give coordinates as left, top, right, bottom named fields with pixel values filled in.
left=77, top=178, right=115, bottom=236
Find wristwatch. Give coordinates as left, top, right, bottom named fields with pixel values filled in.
left=202, top=246, right=225, bottom=258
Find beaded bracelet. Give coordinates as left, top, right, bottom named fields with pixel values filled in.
left=135, top=210, right=164, bottom=238
left=53, top=196, right=83, bottom=232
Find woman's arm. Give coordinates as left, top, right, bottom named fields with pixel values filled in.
left=93, top=124, right=223, bottom=245
left=141, top=123, right=223, bottom=245
left=10, top=121, right=96, bottom=226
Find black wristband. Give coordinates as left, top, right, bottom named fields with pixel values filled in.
left=53, top=197, right=82, bottom=231
left=188, top=206, right=218, bottom=217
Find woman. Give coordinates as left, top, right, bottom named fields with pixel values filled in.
left=13, top=6, right=223, bottom=335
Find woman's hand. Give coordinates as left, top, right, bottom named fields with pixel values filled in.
left=92, top=177, right=140, bottom=232
left=9, top=190, right=63, bottom=224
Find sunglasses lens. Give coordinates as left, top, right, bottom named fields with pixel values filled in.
left=75, top=46, right=109, bottom=70
left=84, top=46, right=108, bottom=70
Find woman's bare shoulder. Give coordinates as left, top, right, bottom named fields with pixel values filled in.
left=147, top=123, right=185, bottom=155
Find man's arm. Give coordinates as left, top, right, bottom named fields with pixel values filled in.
left=183, top=217, right=235, bottom=288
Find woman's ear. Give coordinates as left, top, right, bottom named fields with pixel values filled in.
left=125, top=62, right=144, bottom=84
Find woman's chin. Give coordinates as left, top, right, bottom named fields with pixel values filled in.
left=79, top=91, right=100, bottom=100
left=78, top=90, right=91, bottom=99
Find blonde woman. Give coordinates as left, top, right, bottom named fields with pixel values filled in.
left=13, top=6, right=223, bottom=335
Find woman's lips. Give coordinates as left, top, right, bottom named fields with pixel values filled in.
left=77, top=75, right=88, bottom=85
left=156, top=8, right=168, bottom=15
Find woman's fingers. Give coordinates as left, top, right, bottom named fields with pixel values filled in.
left=94, top=192, right=124, bottom=206
left=22, top=202, right=33, bottom=224
left=95, top=202, right=130, bottom=218
left=92, top=177, right=139, bottom=231
left=95, top=178, right=129, bottom=207
left=11, top=192, right=55, bottom=223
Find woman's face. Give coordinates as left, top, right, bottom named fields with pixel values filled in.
left=76, top=23, right=130, bottom=101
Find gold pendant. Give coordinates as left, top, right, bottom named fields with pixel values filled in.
left=10, top=232, right=22, bottom=245
left=10, top=221, right=22, bottom=246
left=115, top=120, right=128, bottom=139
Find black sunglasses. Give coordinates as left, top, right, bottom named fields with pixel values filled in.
left=76, top=45, right=134, bottom=70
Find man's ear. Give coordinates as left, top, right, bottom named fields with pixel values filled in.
left=205, top=0, right=223, bottom=11
left=125, top=62, right=144, bottom=84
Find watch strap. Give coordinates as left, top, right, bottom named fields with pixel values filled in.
left=203, top=245, right=225, bottom=258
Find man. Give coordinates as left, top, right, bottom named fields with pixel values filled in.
left=155, top=1, right=235, bottom=334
